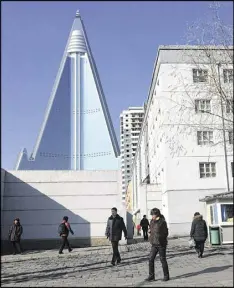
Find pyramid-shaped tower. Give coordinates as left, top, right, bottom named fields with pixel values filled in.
left=15, top=11, right=120, bottom=170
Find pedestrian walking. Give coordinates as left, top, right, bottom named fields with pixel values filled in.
left=140, top=215, right=149, bottom=241
left=58, top=216, right=74, bottom=254
left=136, top=224, right=141, bottom=235
left=105, top=207, right=127, bottom=266
left=190, top=212, right=208, bottom=258
left=8, top=218, right=23, bottom=255
left=146, top=208, right=169, bottom=282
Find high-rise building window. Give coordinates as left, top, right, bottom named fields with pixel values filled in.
left=193, top=69, right=208, bottom=83
left=199, top=162, right=216, bottom=178
left=223, top=69, right=233, bottom=83
left=197, top=131, right=214, bottom=145
left=195, top=100, right=211, bottom=113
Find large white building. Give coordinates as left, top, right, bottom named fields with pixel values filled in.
left=120, top=107, right=144, bottom=200
left=129, top=45, right=233, bottom=237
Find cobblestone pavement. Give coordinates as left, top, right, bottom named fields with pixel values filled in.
left=1, top=238, right=233, bottom=287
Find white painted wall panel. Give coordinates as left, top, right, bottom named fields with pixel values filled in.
left=2, top=170, right=123, bottom=241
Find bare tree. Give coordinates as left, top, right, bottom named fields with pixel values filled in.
left=161, top=2, right=233, bottom=159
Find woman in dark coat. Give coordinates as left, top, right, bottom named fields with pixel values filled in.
left=105, top=207, right=127, bottom=266
left=190, top=212, right=208, bottom=258
left=8, top=218, right=23, bottom=255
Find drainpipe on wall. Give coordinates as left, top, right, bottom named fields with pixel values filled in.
left=217, top=63, right=230, bottom=192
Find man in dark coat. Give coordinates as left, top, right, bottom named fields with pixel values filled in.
left=58, top=216, right=74, bottom=254
left=146, top=208, right=169, bottom=282
left=8, top=218, right=23, bottom=255
left=190, top=212, right=208, bottom=258
left=140, top=215, right=149, bottom=240
left=105, top=207, right=127, bottom=266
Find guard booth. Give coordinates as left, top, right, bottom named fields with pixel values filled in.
left=200, top=191, right=233, bottom=245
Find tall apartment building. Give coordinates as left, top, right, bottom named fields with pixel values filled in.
left=130, top=46, right=233, bottom=236
left=120, top=107, right=144, bottom=200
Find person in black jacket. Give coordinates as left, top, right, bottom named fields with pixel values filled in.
left=190, top=212, right=208, bottom=258
left=140, top=215, right=149, bottom=240
left=146, top=208, right=169, bottom=282
left=58, top=216, right=74, bottom=254
left=105, top=207, right=127, bottom=266
left=8, top=218, right=23, bottom=255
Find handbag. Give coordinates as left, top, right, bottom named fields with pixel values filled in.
left=189, top=238, right=195, bottom=248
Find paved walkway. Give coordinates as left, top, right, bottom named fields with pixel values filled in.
left=1, top=238, right=233, bottom=287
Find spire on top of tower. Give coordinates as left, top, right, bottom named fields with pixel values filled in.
left=76, top=10, right=80, bottom=17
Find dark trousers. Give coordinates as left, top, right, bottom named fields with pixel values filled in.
left=59, top=236, right=71, bottom=253
left=12, top=241, right=22, bottom=254
left=194, top=240, right=205, bottom=256
left=142, top=227, right=148, bottom=240
left=149, top=245, right=169, bottom=277
left=111, top=241, right=121, bottom=263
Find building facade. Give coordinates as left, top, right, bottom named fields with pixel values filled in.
left=120, top=107, right=144, bottom=200
left=130, top=46, right=233, bottom=237
left=15, top=11, right=120, bottom=171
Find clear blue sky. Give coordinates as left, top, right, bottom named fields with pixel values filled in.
left=2, top=1, right=233, bottom=169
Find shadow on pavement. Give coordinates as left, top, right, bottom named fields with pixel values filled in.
left=170, top=265, right=233, bottom=280
left=2, top=245, right=233, bottom=285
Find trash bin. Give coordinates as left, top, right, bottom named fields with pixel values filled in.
left=210, top=227, right=220, bottom=245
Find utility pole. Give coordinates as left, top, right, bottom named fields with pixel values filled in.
left=217, top=62, right=230, bottom=192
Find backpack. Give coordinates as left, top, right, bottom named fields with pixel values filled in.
left=58, top=223, right=68, bottom=235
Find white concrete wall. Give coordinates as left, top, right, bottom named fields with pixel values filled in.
left=164, top=188, right=226, bottom=237
left=2, top=170, right=123, bottom=241
left=130, top=49, right=233, bottom=237
left=164, top=156, right=233, bottom=192
left=146, top=184, right=162, bottom=218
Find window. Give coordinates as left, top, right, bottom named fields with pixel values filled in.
left=221, top=204, right=233, bottom=222
left=195, top=100, right=211, bottom=113
left=127, top=165, right=130, bottom=168
left=197, top=131, right=214, bottom=145
left=193, top=69, right=208, bottom=83
left=127, top=170, right=130, bottom=173
left=223, top=69, right=233, bottom=83
left=226, top=99, right=233, bottom=113
left=199, top=162, right=216, bottom=178
left=231, top=162, right=233, bottom=178
left=229, top=131, right=233, bottom=144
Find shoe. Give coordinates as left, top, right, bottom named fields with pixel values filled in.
left=163, top=275, right=170, bottom=281
left=13, top=252, right=16, bottom=255
left=59, top=252, right=63, bottom=254
left=117, top=259, right=121, bottom=264
left=69, top=249, right=73, bottom=252
left=145, top=276, right=155, bottom=282
left=111, top=261, right=116, bottom=266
